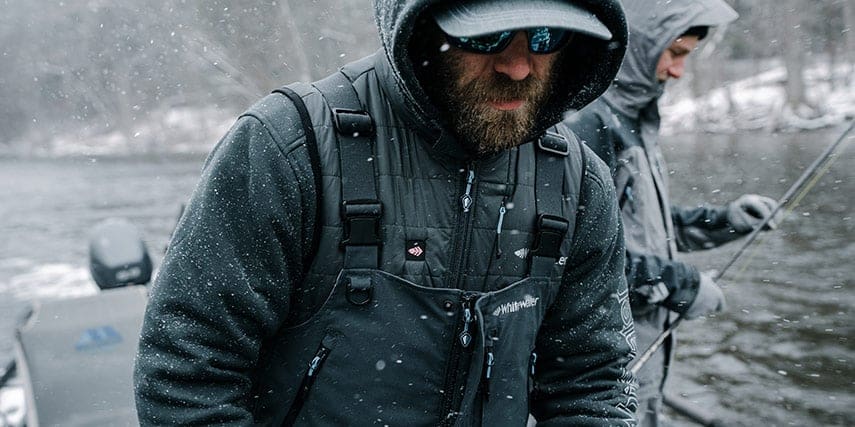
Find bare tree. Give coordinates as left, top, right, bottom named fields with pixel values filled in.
left=778, top=0, right=809, bottom=111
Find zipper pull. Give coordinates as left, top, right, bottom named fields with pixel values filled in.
left=458, top=294, right=476, bottom=347
left=307, top=347, right=330, bottom=377
left=495, top=198, right=507, bottom=259
left=461, top=168, right=476, bottom=213
left=483, top=340, right=495, bottom=400
left=459, top=304, right=473, bottom=347
left=529, top=352, right=538, bottom=376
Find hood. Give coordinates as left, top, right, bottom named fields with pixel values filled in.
left=602, top=0, right=737, bottom=119
left=372, top=0, right=628, bottom=159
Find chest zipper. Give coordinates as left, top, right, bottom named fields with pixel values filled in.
left=448, top=163, right=477, bottom=291
left=283, top=344, right=331, bottom=425
left=494, top=197, right=508, bottom=259
left=439, top=292, right=478, bottom=426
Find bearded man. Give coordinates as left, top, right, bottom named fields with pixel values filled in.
left=134, top=0, right=638, bottom=425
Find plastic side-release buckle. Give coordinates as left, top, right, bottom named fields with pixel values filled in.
left=332, top=108, right=374, bottom=137
left=537, top=131, right=570, bottom=157
left=530, top=214, right=569, bottom=259
left=341, top=199, right=382, bottom=247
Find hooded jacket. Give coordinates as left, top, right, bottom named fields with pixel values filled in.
left=561, top=0, right=738, bottom=414
left=135, top=0, right=637, bottom=425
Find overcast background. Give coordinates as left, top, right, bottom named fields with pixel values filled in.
left=0, top=0, right=852, bottom=156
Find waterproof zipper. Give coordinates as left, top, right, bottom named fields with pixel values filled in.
left=283, top=344, right=331, bottom=425
left=439, top=292, right=478, bottom=426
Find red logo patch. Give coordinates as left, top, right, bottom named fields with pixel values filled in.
left=406, top=240, right=426, bottom=261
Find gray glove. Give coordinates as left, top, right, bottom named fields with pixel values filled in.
left=684, top=271, right=726, bottom=320
left=726, top=194, right=782, bottom=233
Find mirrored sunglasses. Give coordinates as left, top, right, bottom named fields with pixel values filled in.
left=446, top=27, right=571, bottom=55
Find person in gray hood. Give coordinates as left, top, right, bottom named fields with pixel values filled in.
left=135, top=0, right=640, bottom=425
left=562, top=0, right=781, bottom=425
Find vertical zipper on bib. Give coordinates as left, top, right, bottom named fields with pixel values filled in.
left=439, top=292, right=479, bottom=426
left=283, top=344, right=331, bottom=425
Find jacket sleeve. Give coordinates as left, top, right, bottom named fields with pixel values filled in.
left=671, top=204, right=747, bottom=251
left=530, top=150, right=637, bottom=426
left=133, top=115, right=316, bottom=426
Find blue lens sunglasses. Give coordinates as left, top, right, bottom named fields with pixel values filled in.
left=446, top=27, right=571, bottom=54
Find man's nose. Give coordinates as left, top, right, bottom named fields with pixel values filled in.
left=668, top=58, right=686, bottom=79
left=493, top=32, right=532, bottom=81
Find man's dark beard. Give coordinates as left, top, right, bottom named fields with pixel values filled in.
left=427, top=51, right=553, bottom=155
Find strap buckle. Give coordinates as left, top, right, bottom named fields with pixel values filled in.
left=341, top=199, right=382, bottom=247
left=537, top=131, right=570, bottom=157
left=530, top=214, right=569, bottom=259
left=332, top=108, right=374, bottom=137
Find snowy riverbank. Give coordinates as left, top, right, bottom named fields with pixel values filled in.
left=661, top=61, right=855, bottom=135
left=2, top=60, right=853, bottom=157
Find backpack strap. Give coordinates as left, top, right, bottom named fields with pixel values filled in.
left=312, top=70, right=380, bottom=305
left=529, top=130, right=583, bottom=279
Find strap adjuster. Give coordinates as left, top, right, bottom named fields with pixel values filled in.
left=332, top=108, right=374, bottom=137
left=537, top=131, right=570, bottom=157
left=341, top=199, right=382, bottom=246
left=530, top=214, right=569, bottom=259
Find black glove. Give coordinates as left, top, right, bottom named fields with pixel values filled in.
left=726, top=194, right=782, bottom=233
left=683, top=271, right=726, bottom=320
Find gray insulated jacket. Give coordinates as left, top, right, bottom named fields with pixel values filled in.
left=135, top=0, right=637, bottom=426
left=561, top=0, right=738, bottom=405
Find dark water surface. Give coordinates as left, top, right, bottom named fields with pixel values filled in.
left=660, top=128, right=854, bottom=426
left=0, top=127, right=852, bottom=425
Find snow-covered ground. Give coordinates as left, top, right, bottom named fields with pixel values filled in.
left=661, top=61, right=855, bottom=134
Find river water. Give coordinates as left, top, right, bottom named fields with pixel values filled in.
left=0, top=127, right=852, bottom=426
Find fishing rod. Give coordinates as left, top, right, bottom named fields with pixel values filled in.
left=630, top=119, right=855, bottom=376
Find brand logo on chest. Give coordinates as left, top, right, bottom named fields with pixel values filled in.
left=492, top=295, right=540, bottom=316
left=406, top=240, right=426, bottom=261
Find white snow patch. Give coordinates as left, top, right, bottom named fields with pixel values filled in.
left=661, top=60, right=855, bottom=134
left=0, top=263, right=97, bottom=300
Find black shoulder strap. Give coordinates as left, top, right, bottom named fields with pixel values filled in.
left=312, top=71, right=381, bottom=292
left=529, top=130, right=581, bottom=279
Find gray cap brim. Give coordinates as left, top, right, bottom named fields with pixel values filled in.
left=433, top=0, right=612, bottom=41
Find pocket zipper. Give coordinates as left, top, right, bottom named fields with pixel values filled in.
left=283, top=343, right=332, bottom=425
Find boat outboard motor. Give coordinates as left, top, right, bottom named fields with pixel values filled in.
left=88, top=218, right=152, bottom=289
